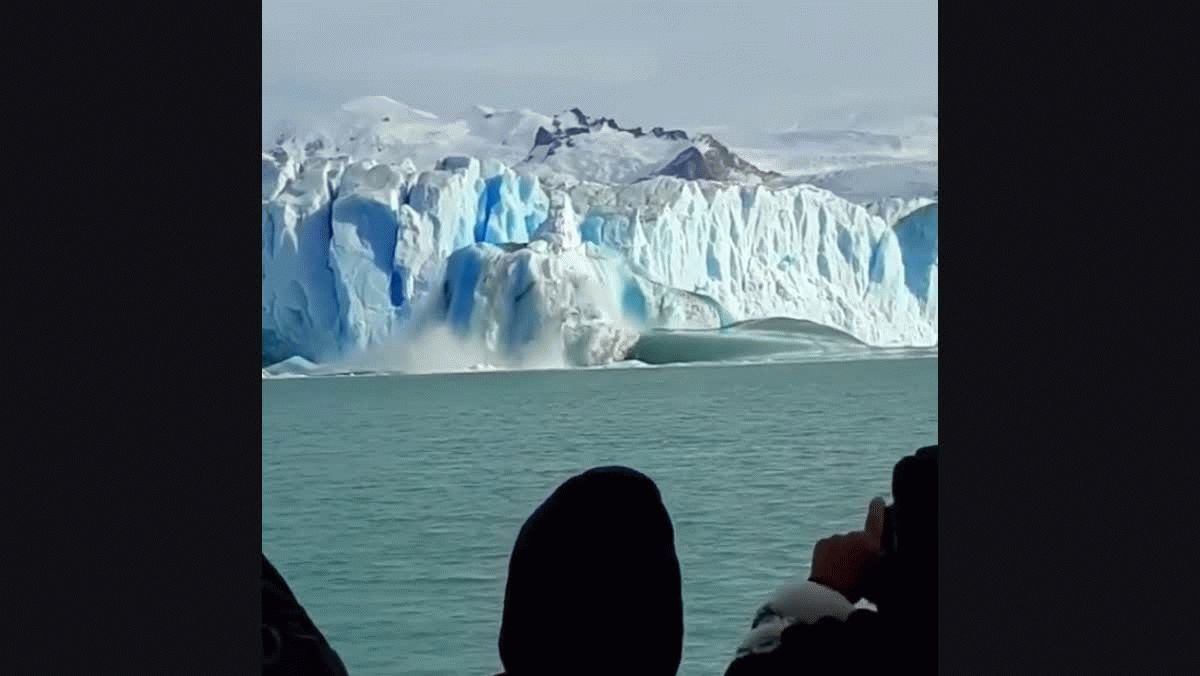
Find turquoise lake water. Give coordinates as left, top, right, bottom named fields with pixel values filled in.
left=263, top=357, right=937, bottom=675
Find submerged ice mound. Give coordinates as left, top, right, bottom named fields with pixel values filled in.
left=424, top=195, right=727, bottom=366
left=262, top=355, right=323, bottom=378
left=627, top=318, right=875, bottom=366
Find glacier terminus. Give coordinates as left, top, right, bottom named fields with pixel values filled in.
left=262, top=97, right=938, bottom=370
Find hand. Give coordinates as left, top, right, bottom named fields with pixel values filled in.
left=808, top=497, right=886, bottom=602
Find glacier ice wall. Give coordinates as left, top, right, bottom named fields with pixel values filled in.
left=891, top=202, right=938, bottom=322
left=261, top=155, right=346, bottom=362
left=418, top=195, right=729, bottom=366
left=866, top=196, right=937, bottom=226
left=262, top=152, right=938, bottom=365
left=565, top=178, right=937, bottom=346
left=261, top=151, right=548, bottom=362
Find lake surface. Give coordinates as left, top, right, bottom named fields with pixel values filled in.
left=263, top=357, right=937, bottom=675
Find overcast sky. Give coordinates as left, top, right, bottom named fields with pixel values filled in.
left=263, top=0, right=936, bottom=142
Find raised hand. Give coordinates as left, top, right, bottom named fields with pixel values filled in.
left=808, top=497, right=887, bottom=602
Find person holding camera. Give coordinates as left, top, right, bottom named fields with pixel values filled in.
left=262, top=447, right=935, bottom=675
left=725, top=445, right=938, bottom=675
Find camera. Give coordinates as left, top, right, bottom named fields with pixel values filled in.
left=880, top=503, right=899, bottom=558
left=868, top=447, right=937, bottom=606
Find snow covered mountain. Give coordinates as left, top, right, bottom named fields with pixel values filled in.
left=720, top=113, right=938, bottom=210
left=273, top=97, right=553, bottom=169
left=262, top=97, right=938, bottom=369
left=274, top=98, right=786, bottom=187
left=521, top=108, right=778, bottom=185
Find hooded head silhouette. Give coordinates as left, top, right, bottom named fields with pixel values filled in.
left=498, top=466, right=684, bottom=676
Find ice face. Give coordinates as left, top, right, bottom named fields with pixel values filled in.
left=418, top=195, right=731, bottom=366
left=262, top=102, right=938, bottom=366
left=262, top=155, right=937, bottom=363
left=562, top=177, right=937, bottom=347
left=262, top=155, right=549, bottom=360
left=261, top=156, right=347, bottom=362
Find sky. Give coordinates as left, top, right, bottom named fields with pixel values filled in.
left=262, top=0, right=936, bottom=143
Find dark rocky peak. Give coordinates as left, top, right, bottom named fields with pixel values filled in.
left=655, top=134, right=781, bottom=183
left=655, top=146, right=710, bottom=180
left=533, top=126, right=556, bottom=147
left=526, top=107, right=691, bottom=161
left=651, top=126, right=688, bottom=141
left=567, top=107, right=589, bottom=127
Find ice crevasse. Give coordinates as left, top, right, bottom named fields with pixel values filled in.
left=261, top=152, right=937, bottom=366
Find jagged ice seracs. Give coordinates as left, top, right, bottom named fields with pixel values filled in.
left=261, top=100, right=938, bottom=368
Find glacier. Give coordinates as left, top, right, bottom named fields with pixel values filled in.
left=262, top=99, right=938, bottom=368
left=420, top=194, right=730, bottom=367
left=262, top=152, right=550, bottom=362
left=561, top=178, right=936, bottom=347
